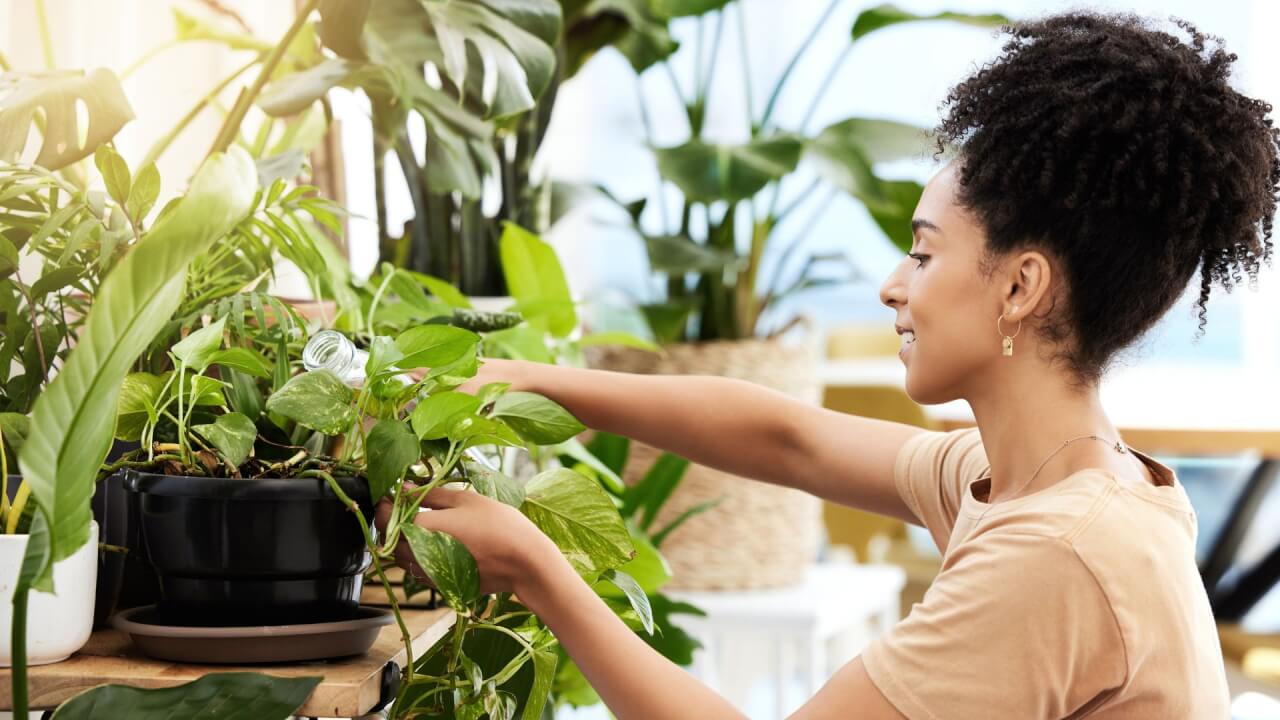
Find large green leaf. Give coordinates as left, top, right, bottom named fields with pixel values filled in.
left=520, top=468, right=633, bottom=580
left=865, top=178, right=924, bottom=255
left=600, top=568, right=653, bottom=634
left=0, top=411, right=30, bottom=455
left=563, top=0, right=678, bottom=76
left=17, top=149, right=256, bottom=591
left=645, top=234, right=741, bottom=274
left=804, top=129, right=924, bottom=248
left=810, top=117, right=932, bottom=165
left=257, top=58, right=359, bottom=117
left=114, top=373, right=164, bottom=442
left=499, top=223, right=576, bottom=338
left=170, top=317, right=227, bottom=372
left=0, top=69, right=135, bottom=170
left=191, top=412, right=257, bottom=467
left=622, top=452, right=689, bottom=531
left=421, top=0, right=562, bottom=119
left=654, top=135, right=804, bottom=204
left=490, top=391, right=584, bottom=445
left=319, top=0, right=373, bottom=59
left=50, top=672, right=321, bottom=719
left=851, top=4, right=1010, bottom=42
left=395, top=325, right=480, bottom=371
left=264, top=369, right=356, bottom=435
left=466, top=462, right=525, bottom=507
left=411, top=391, right=482, bottom=440
left=402, top=524, right=481, bottom=612
left=364, top=419, right=419, bottom=500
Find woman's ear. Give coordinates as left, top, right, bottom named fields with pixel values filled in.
left=1002, top=250, right=1054, bottom=321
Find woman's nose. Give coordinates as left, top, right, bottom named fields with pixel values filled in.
left=879, top=261, right=906, bottom=309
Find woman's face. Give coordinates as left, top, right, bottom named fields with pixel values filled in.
left=878, top=162, right=1003, bottom=404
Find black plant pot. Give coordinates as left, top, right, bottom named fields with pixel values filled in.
left=122, top=470, right=374, bottom=626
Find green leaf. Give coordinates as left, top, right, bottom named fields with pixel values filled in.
left=171, top=6, right=274, bottom=53
left=258, top=58, right=360, bottom=117
left=128, top=163, right=161, bottom=222
left=94, top=145, right=131, bottom=206
left=651, top=498, right=721, bottom=548
left=421, top=0, right=560, bottom=119
left=29, top=265, right=84, bottom=298
left=644, top=234, right=741, bottom=274
left=191, top=412, right=256, bottom=467
left=408, top=271, right=471, bottom=309
left=207, top=347, right=271, bottom=378
left=402, top=524, right=480, bottom=612
left=865, top=179, right=925, bottom=255
left=475, top=381, right=510, bottom=406
left=264, top=369, right=356, bottom=435
left=521, top=468, right=633, bottom=580
left=644, top=594, right=706, bottom=665
left=17, top=149, right=256, bottom=591
left=0, top=236, right=18, bottom=278
left=639, top=302, right=693, bottom=344
left=499, top=223, right=576, bottom=338
left=601, top=568, right=653, bottom=634
left=851, top=4, right=1009, bottom=42
left=170, top=317, right=226, bottom=372
left=481, top=325, right=552, bottom=363
left=556, top=436, right=626, bottom=495
left=491, top=392, right=585, bottom=445
left=653, top=135, right=804, bottom=204
left=365, top=419, right=419, bottom=500
left=395, top=325, right=480, bottom=370
left=0, top=411, right=30, bottom=456
left=522, top=644, right=558, bottom=720
left=0, top=68, right=135, bottom=170
left=447, top=414, right=524, bottom=449
left=318, top=0, right=372, bottom=59
left=585, top=431, right=629, bottom=477
left=114, top=372, right=164, bottom=442
left=364, top=335, right=405, bottom=378
left=652, top=0, right=732, bottom=17
left=562, top=0, right=678, bottom=76
left=810, top=117, right=933, bottom=165
left=622, top=452, right=689, bottom=531
left=466, top=462, right=524, bottom=508
left=50, top=672, right=321, bottom=720
left=411, top=391, right=482, bottom=440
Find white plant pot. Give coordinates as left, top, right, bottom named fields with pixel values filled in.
left=0, top=520, right=98, bottom=666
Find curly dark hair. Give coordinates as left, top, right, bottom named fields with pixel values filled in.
left=935, top=12, right=1278, bottom=386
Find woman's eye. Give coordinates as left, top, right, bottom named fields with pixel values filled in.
left=908, top=253, right=929, bottom=269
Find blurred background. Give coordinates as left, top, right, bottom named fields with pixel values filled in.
left=4, top=0, right=1279, bottom=717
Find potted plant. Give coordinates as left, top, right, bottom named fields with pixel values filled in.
left=562, top=2, right=1010, bottom=590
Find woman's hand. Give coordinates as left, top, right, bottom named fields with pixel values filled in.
left=374, top=484, right=561, bottom=597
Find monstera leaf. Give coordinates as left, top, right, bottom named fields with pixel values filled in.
left=0, top=68, right=134, bottom=170
left=654, top=135, right=805, bottom=204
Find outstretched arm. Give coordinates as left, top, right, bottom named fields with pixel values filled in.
left=469, top=358, right=927, bottom=523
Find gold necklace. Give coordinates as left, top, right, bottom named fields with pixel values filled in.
left=976, top=434, right=1128, bottom=524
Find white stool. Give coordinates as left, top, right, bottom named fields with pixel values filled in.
left=666, top=563, right=906, bottom=719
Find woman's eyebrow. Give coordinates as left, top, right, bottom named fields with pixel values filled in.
left=911, top=217, right=941, bottom=235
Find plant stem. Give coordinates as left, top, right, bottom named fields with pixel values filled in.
left=207, top=0, right=320, bottom=158
left=759, top=0, right=843, bottom=131
left=10, top=586, right=28, bottom=717
left=699, top=10, right=726, bottom=113
left=633, top=76, right=670, bottom=233
left=34, top=0, right=55, bottom=70
left=119, top=39, right=181, bottom=81
left=736, top=2, right=756, bottom=128
left=144, top=56, right=260, bottom=168
left=305, top=469, right=417, bottom=684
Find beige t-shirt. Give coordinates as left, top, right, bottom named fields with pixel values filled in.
left=862, top=427, right=1231, bottom=719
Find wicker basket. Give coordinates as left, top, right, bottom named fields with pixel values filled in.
left=585, top=324, right=825, bottom=590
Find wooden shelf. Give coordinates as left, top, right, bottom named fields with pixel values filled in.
left=0, top=607, right=454, bottom=718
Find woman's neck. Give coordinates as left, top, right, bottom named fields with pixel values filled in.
left=966, top=363, right=1134, bottom=502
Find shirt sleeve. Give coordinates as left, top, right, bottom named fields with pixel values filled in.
left=893, top=427, right=988, bottom=551
left=861, top=533, right=1127, bottom=720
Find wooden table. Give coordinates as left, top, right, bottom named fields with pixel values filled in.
left=0, top=605, right=454, bottom=718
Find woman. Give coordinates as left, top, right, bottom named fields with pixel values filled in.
left=384, top=12, right=1277, bottom=718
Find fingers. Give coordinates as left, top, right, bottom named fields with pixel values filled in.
left=374, top=498, right=394, bottom=534
left=416, top=486, right=470, bottom=510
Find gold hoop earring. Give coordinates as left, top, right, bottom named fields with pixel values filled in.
left=998, top=310, right=1022, bottom=357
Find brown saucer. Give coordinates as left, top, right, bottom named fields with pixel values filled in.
left=112, top=605, right=393, bottom=664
